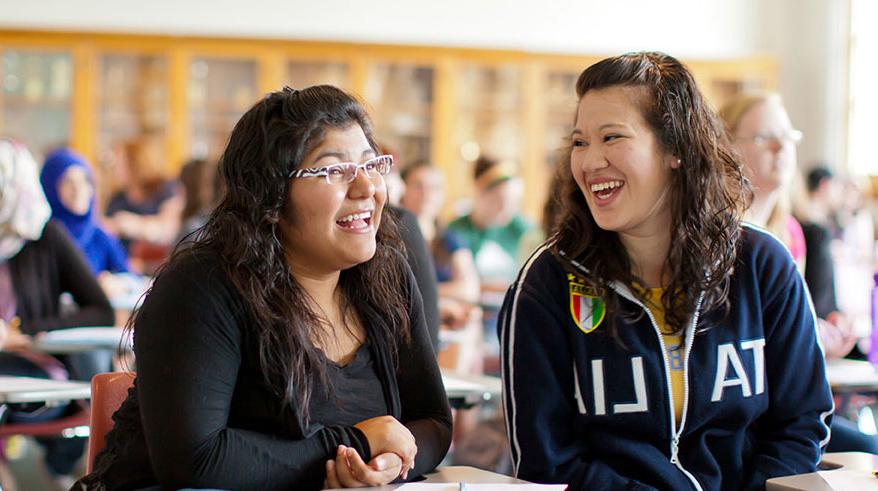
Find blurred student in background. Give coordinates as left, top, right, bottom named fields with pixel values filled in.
left=176, top=158, right=221, bottom=243
left=0, top=138, right=115, bottom=488
left=40, top=148, right=129, bottom=277
left=447, top=156, right=533, bottom=294
left=401, top=162, right=480, bottom=321
left=721, top=92, right=877, bottom=453
left=104, top=135, right=183, bottom=273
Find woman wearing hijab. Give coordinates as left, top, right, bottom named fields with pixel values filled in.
left=0, top=138, right=115, bottom=487
left=40, top=148, right=129, bottom=276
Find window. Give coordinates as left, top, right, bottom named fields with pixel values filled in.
left=848, top=0, right=878, bottom=175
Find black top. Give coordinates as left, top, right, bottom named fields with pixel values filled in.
left=309, top=343, right=387, bottom=427
left=800, top=221, right=838, bottom=318
left=81, top=249, right=452, bottom=491
left=9, top=220, right=114, bottom=334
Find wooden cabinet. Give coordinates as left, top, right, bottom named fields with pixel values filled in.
left=95, top=52, right=169, bottom=204
left=187, top=57, right=257, bottom=162
left=0, top=30, right=778, bottom=220
left=0, top=49, right=73, bottom=162
left=364, top=62, right=434, bottom=169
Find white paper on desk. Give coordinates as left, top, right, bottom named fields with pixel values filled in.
left=39, top=327, right=127, bottom=344
left=441, top=376, right=486, bottom=392
left=817, top=469, right=878, bottom=489
left=396, top=484, right=567, bottom=490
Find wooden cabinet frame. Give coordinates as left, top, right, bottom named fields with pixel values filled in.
left=0, top=29, right=777, bottom=219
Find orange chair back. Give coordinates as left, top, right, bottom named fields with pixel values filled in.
left=86, top=372, right=136, bottom=473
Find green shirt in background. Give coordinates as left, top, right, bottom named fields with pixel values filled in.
left=446, top=214, right=534, bottom=283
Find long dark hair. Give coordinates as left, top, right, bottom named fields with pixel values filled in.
left=130, top=85, right=410, bottom=423
left=552, top=52, right=752, bottom=334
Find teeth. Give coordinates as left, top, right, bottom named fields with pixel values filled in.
left=338, top=211, right=372, bottom=223
left=590, top=180, right=624, bottom=193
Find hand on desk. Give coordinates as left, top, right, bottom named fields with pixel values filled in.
left=0, top=318, right=32, bottom=351
left=819, top=312, right=857, bottom=360
left=324, top=445, right=403, bottom=488
left=354, top=415, right=417, bottom=478
left=440, top=298, right=482, bottom=330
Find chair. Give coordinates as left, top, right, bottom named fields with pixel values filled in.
left=86, top=372, right=135, bottom=473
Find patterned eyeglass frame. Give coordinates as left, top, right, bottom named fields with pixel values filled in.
left=288, top=154, right=394, bottom=183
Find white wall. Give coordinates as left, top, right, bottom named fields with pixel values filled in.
left=758, top=0, right=850, bottom=171
left=0, top=0, right=764, bottom=57
left=0, top=0, right=847, bottom=167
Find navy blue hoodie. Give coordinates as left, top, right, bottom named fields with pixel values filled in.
left=499, top=225, right=832, bottom=490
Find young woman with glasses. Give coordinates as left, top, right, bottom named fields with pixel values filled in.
left=499, top=53, right=832, bottom=490
left=77, top=86, right=452, bottom=490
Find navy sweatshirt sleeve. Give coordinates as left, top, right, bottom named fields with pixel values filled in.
left=741, top=231, right=833, bottom=489
left=135, top=258, right=372, bottom=490
left=499, top=251, right=657, bottom=491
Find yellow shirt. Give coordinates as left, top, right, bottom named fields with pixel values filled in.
left=643, top=288, right=684, bottom=425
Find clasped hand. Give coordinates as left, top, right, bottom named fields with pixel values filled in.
left=324, top=415, right=417, bottom=488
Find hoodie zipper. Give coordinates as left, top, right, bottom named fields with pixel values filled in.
left=560, top=252, right=705, bottom=490
left=608, top=282, right=705, bottom=491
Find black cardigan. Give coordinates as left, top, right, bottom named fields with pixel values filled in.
left=9, top=221, right=114, bottom=334
left=83, top=249, right=452, bottom=490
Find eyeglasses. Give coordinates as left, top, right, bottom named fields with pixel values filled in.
left=737, top=129, right=803, bottom=148
left=289, top=154, right=393, bottom=184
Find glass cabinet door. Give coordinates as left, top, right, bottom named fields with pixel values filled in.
left=544, top=70, right=579, bottom=169
left=0, top=49, right=73, bottom=161
left=286, top=60, right=349, bottom=90
left=452, top=64, right=523, bottom=209
left=96, top=53, right=169, bottom=204
left=188, top=57, right=257, bottom=161
left=363, top=63, right=433, bottom=167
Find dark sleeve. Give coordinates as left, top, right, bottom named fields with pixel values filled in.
left=800, top=222, right=838, bottom=318
left=396, top=266, right=453, bottom=479
left=742, top=236, right=834, bottom=490
left=135, top=258, right=371, bottom=490
left=21, top=222, right=114, bottom=333
left=104, top=192, right=126, bottom=216
left=499, top=257, right=657, bottom=490
left=392, top=206, right=440, bottom=353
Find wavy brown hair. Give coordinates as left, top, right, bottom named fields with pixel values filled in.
left=129, top=85, right=410, bottom=424
left=552, top=52, right=752, bottom=335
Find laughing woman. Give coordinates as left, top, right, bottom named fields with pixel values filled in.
left=77, top=86, right=452, bottom=490
left=499, top=52, right=832, bottom=490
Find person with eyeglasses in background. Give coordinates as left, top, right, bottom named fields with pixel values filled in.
left=75, top=85, right=452, bottom=491
left=720, top=92, right=878, bottom=455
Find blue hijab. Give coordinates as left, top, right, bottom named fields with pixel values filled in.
left=40, top=148, right=129, bottom=274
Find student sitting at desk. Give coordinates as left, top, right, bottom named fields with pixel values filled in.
left=499, top=52, right=832, bottom=490
left=0, top=138, right=115, bottom=489
left=77, top=85, right=452, bottom=490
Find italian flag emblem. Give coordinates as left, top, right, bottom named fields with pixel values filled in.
left=569, top=281, right=605, bottom=333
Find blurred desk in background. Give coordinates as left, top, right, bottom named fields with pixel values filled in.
left=33, top=327, right=131, bottom=354
left=0, top=376, right=91, bottom=405
left=442, top=371, right=502, bottom=409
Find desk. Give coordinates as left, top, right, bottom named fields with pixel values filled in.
left=0, top=376, right=91, bottom=405
left=766, top=452, right=878, bottom=490
left=442, top=372, right=502, bottom=409
left=826, top=359, right=878, bottom=393
left=327, top=465, right=530, bottom=490
left=32, top=327, right=132, bottom=354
